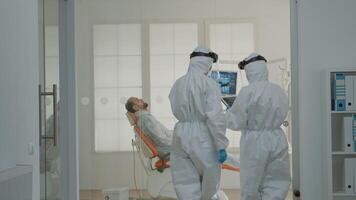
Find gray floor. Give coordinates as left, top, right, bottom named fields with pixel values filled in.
left=80, top=189, right=293, bottom=200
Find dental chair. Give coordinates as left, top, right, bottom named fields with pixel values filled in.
left=126, top=112, right=240, bottom=199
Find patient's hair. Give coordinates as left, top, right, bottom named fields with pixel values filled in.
left=125, top=98, right=136, bottom=113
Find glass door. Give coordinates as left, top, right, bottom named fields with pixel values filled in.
left=40, top=0, right=60, bottom=199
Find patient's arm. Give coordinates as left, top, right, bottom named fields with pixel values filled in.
left=138, top=113, right=172, bottom=145
left=225, top=153, right=240, bottom=167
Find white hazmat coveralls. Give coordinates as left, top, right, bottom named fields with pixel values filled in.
left=169, top=47, right=229, bottom=200
left=226, top=53, right=291, bottom=200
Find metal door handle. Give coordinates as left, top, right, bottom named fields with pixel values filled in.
left=53, top=84, right=57, bottom=146
left=39, top=84, right=58, bottom=146
left=39, top=85, right=42, bottom=146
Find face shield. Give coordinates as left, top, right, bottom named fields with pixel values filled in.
left=190, top=51, right=218, bottom=63
left=238, top=55, right=267, bottom=70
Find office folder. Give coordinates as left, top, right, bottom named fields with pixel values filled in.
left=344, top=158, right=354, bottom=194
left=346, top=75, right=354, bottom=111
left=344, top=116, right=353, bottom=152
left=335, top=73, right=346, bottom=111
left=353, top=115, right=356, bottom=152
left=354, top=76, right=356, bottom=111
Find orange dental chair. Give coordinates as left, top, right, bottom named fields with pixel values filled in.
left=126, top=112, right=240, bottom=199
left=126, top=112, right=240, bottom=173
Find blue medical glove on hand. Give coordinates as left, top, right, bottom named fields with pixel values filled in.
left=218, top=149, right=227, bottom=163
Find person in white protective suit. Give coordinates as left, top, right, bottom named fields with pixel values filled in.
left=168, top=46, right=229, bottom=200
left=226, top=53, right=291, bottom=200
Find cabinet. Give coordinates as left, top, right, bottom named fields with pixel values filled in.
left=325, top=69, right=356, bottom=200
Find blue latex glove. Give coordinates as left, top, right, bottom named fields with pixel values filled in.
left=218, top=149, right=227, bottom=163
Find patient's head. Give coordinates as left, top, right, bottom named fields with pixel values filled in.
left=125, top=97, right=148, bottom=113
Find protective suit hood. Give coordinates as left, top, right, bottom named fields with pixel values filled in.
left=188, top=47, right=214, bottom=75
left=244, top=53, right=268, bottom=83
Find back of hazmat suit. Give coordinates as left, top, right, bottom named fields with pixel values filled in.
left=226, top=53, right=291, bottom=200
left=169, top=47, right=229, bottom=200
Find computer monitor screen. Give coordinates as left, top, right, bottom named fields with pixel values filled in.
left=222, top=96, right=236, bottom=108
left=209, top=71, right=237, bottom=95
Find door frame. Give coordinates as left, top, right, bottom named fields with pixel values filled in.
left=63, top=0, right=300, bottom=199
left=58, top=0, right=78, bottom=199
left=290, top=0, right=300, bottom=199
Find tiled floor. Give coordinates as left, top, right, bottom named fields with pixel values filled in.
left=80, top=189, right=293, bottom=200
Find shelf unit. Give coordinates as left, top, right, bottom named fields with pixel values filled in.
left=325, top=69, right=356, bottom=200
left=332, top=111, right=356, bottom=114
left=332, top=152, right=356, bottom=155
left=333, top=192, right=356, bottom=197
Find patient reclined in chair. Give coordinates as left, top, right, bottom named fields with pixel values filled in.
left=125, top=97, right=240, bottom=168
left=136, top=110, right=172, bottom=160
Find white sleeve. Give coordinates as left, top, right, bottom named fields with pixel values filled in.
left=205, top=82, right=229, bottom=150
left=226, top=88, right=249, bottom=131
left=138, top=114, right=172, bottom=146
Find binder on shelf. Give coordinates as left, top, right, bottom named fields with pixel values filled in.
left=344, top=116, right=353, bottom=152
left=353, top=115, right=356, bottom=152
left=345, top=75, right=354, bottom=111
left=335, top=73, right=346, bottom=111
left=354, top=166, right=356, bottom=194
left=344, top=158, right=355, bottom=194
left=354, top=76, right=356, bottom=111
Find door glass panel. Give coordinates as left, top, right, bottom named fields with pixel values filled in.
left=40, top=0, right=60, bottom=199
